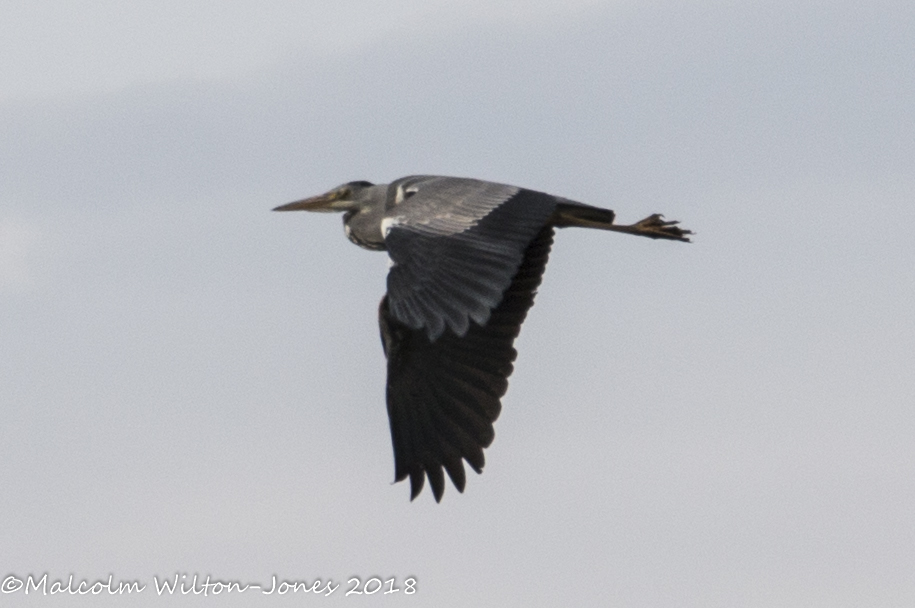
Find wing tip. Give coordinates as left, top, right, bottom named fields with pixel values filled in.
left=408, top=469, right=425, bottom=501
left=400, top=459, right=481, bottom=502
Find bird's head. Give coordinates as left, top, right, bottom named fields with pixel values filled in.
left=273, top=181, right=375, bottom=213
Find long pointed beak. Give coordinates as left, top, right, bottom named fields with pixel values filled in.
left=273, top=194, right=336, bottom=212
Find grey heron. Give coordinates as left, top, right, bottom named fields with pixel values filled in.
left=275, top=175, right=691, bottom=502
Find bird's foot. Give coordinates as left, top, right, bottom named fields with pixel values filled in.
left=623, top=214, right=693, bottom=242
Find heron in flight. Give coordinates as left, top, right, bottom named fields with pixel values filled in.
left=275, top=176, right=691, bottom=502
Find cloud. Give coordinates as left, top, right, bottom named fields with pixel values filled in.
left=0, top=219, right=40, bottom=292
left=0, top=0, right=613, bottom=102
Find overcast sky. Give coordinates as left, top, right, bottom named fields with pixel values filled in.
left=2, top=1, right=915, bottom=606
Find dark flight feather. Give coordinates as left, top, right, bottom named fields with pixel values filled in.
left=379, top=226, right=555, bottom=502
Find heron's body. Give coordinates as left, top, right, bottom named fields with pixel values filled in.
left=275, top=175, right=691, bottom=501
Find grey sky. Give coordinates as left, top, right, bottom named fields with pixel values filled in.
left=2, top=1, right=914, bottom=606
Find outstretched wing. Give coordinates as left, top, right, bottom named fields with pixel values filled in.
left=383, top=176, right=558, bottom=340
left=378, top=226, right=555, bottom=502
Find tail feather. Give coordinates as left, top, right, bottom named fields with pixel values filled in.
left=550, top=202, right=616, bottom=229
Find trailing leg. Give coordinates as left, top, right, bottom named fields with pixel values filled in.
left=551, top=203, right=692, bottom=242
